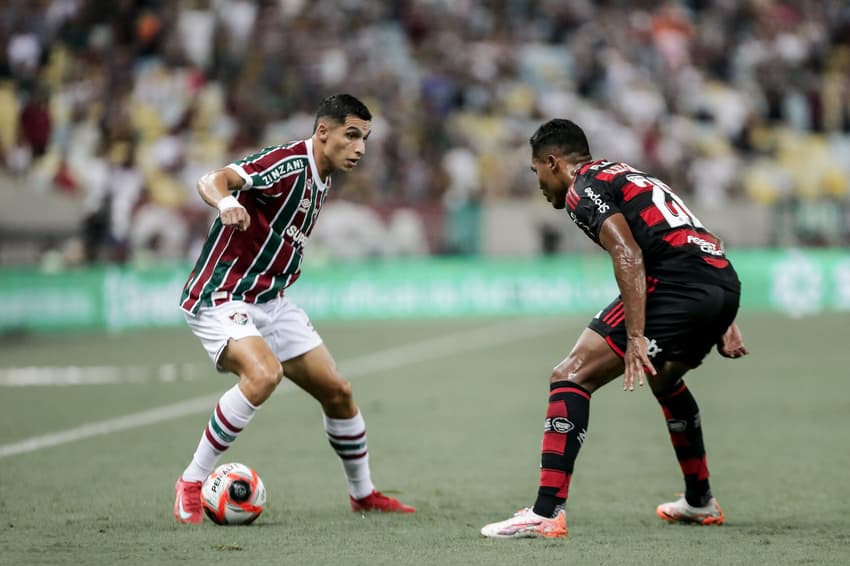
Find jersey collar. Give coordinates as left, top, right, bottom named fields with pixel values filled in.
left=577, top=160, right=602, bottom=175
left=304, top=137, right=328, bottom=191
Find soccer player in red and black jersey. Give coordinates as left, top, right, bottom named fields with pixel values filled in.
left=481, top=119, right=748, bottom=539
left=173, top=94, right=414, bottom=524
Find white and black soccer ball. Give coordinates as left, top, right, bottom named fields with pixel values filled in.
left=201, top=462, right=266, bottom=525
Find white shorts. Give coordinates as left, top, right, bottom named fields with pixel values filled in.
left=183, top=296, right=323, bottom=371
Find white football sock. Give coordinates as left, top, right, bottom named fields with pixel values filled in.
left=323, top=410, right=374, bottom=499
left=182, top=385, right=257, bottom=482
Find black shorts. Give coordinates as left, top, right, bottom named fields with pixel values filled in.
left=588, top=278, right=740, bottom=368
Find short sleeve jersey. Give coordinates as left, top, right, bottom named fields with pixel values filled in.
left=180, top=138, right=329, bottom=314
left=566, top=160, right=740, bottom=291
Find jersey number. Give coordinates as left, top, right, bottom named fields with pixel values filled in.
left=626, top=174, right=704, bottom=228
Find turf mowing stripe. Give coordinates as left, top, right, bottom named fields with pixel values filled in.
left=0, top=364, right=208, bottom=386
left=0, top=394, right=225, bottom=459
left=0, top=318, right=562, bottom=459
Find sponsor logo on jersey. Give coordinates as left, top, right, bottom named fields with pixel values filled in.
left=298, top=198, right=311, bottom=212
left=544, top=417, right=575, bottom=434
left=687, top=234, right=725, bottom=256
left=666, top=419, right=687, bottom=433
left=583, top=186, right=610, bottom=213
left=569, top=211, right=592, bottom=234
left=260, top=158, right=306, bottom=186
left=286, top=224, right=307, bottom=246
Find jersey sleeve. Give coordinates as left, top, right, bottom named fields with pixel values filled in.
left=228, top=145, right=288, bottom=191
left=570, top=176, right=621, bottom=239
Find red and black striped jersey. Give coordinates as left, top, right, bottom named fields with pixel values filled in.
left=566, top=160, right=739, bottom=291
left=180, top=139, right=330, bottom=315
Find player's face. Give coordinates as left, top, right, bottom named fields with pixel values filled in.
left=319, top=116, right=371, bottom=173
left=531, top=155, right=568, bottom=209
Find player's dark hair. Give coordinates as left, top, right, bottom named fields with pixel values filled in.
left=314, top=94, right=371, bottom=131
left=529, top=119, right=591, bottom=161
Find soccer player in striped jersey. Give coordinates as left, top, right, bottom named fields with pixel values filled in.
left=481, top=119, right=748, bottom=539
left=174, top=94, right=414, bottom=524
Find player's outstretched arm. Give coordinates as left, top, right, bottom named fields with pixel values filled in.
left=717, top=322, right=748, bottom=359
left=198, top=167, right=251, bottom=231
left=598, top=213, right=657, bottom=391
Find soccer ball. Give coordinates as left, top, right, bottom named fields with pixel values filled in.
left=201, top=462, right=266, bottom=525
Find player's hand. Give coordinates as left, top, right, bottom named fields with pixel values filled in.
left=624, top=335, right=656, bottom=391
left=221, top=207, right=250, bottom=231
left=217, top=196, right=250, bottom=231
left=717, top=323, right=748, bottom=359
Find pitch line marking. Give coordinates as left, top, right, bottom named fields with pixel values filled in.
left=0, top=318, right=562, bottom=459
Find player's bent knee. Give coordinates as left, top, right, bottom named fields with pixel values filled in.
left=550, top=352, right=585, bottom=384
left=242, top=364, right=284, bottom=405
left=649, top=363, right=690, bottom=395
left=550, top=364, right=576, bottom=384
left=549, top=346, right=621, bottom=393
left=329, top=378, right=353, bottom=404
left=320, top=377, right=354, bottom=412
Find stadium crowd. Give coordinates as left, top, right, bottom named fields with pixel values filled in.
left=1, top=0, right=849, bottom=265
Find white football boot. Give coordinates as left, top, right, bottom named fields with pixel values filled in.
left=656, top=495, right=725, bottom=525
left=480, top=507, right=567, bottom=539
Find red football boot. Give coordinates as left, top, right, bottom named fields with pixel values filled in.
left=174, top=478, right=204, bottom=524
left=350, top=490, right=416, bottom=513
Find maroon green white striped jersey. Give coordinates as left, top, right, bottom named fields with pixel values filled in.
left=180, top=139, right=330, bottom=315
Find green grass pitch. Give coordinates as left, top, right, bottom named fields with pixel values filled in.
left=1, top=312, right=848, bottom=565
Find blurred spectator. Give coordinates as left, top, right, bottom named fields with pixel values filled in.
left=2, top=0, right=850, bottom=267
left=311, top=200, right=389, bottom=262
left=107, top=142, right=143, bottom=258
left=0, top=79, right=21, bottom=168
left=19, top=86, right=51, bottom=159
left=79, top=137, right=110, bottom=263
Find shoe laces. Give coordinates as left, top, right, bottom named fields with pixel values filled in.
left=182, top=483, right=203, bottom=512
left=368, top=491, right=392, bottom=502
